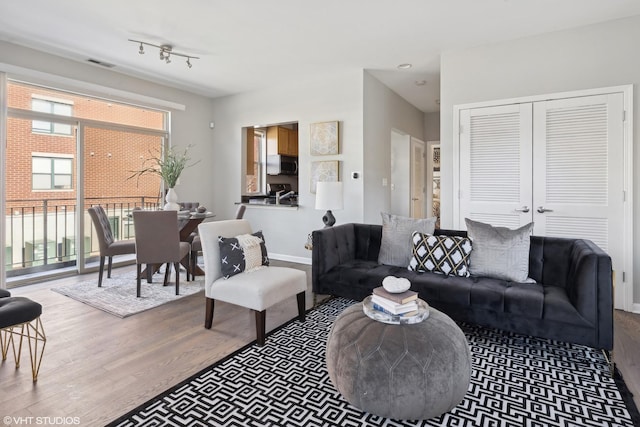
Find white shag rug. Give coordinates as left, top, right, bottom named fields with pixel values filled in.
left=51, top=272, right=204, bottom=318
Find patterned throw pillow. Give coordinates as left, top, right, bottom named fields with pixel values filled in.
left=219, top=231, right=269, bottom=279
left=378, top=213, right=437, bottom=267
left=408, top=232, right=472, bottom=277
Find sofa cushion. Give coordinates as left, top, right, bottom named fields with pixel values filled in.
left=465, top=218, right=533, bottom=282
left=378, top=213, right=436, bottom=267
left=408, top=232, right=472, bottom=277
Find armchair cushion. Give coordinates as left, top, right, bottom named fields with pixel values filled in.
left=219, top=231, right=269, bottom=279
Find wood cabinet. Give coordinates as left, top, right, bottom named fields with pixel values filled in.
left=267, top=126, right=298, bottom=156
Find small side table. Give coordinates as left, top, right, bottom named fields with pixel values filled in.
left=326, top=303, right=471, bottom=420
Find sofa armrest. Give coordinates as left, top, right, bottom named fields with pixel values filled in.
left=566, top=239, right=613, bottom=349
left=312, top=223, right=384, bottom=295
left=312, top=224, right=356, bottom=293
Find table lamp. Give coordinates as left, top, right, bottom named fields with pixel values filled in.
left=315, top=181, right=343, bottom=227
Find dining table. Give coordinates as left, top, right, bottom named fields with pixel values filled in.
left=178, top=210, right=215, bottom=276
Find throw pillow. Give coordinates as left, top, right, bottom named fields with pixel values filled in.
left=408, top=232, right=472, bottom=276
left=378, top=213, right=437, bottom=267
left=464, top=218, right=533, bottom=282
left=219, top=231, right=269, bottom=279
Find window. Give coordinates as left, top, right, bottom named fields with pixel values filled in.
left=246, top=129, right=266, bottom=194
left=32, top=156, right=73, bottom=190
left=31, top=98, right=73, bottom=135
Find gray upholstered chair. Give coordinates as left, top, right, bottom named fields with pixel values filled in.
left=0, top=289, right=10, bottom=298
left=198, top=219, right=306, bottom=346
left=132, top=210, right=191, bottom=298
left=88, top=206, right=136, bottom=287
left=189, top=204, right=246, bottom=280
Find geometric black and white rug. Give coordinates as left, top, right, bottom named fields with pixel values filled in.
left=108, top=297, right=639, bottom=427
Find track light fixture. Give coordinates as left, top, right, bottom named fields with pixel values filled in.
left=128, top=39, right=199, bottom=68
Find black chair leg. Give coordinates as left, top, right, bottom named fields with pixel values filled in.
left=174, top=262, right=180, bottom=295
left=136, top=264, right=142, bottom=297
left=164, top=263, right=171, bottom=286
left=98, top=256, right=105, bottom=287
left=297, top=291, right=306, bottom=322
left=255, top=310, right=266, bottom=346
left=107, top=256, right=113, bottom=278
left=205, top=298, right=214, bottom=329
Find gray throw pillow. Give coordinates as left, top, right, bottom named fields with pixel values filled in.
left=378, top=212, right=437, bottom=267
left=464, top=218, right=533, bottom=282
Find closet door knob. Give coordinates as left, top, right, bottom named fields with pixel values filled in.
left=514, top=206, right=530, bottom=213
left=537, top=206, right=554, bottom=213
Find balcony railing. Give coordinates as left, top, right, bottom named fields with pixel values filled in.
left=5, top=196, right=160, bottom=278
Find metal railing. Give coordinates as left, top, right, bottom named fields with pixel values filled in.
left=5, top=196, right=160, bottom=277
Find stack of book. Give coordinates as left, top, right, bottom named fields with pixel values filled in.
left=371, top=286, right=419, bottom=317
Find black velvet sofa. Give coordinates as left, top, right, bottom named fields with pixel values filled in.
left=312, top=223, right=613, bottom=351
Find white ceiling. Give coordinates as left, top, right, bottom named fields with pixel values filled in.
left=2, top=1, right=640, bottom=113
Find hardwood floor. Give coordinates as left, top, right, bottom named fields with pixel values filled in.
left=1, top=262, right=638, bottom=425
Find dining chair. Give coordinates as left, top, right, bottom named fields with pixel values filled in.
left=132, top=210, right=191, bottom=297
left=198, top=219, right=306, bottom=346
left=189, top=204, right=245, bottom=280
left=88, top=206, right=136, bottom=287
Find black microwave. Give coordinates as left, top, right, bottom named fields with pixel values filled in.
left=267, top=155, right=298, bottom=175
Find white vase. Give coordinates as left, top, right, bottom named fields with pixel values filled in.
left=164, top=187, right=180, bottom=211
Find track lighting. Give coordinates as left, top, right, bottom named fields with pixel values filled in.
left=128, top=39, right=199, bottom=68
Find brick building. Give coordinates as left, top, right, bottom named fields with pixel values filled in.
left=5, top=82, right=168, bottom=273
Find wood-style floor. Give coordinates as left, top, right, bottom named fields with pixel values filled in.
left=1, top=261, right=638, bottom=426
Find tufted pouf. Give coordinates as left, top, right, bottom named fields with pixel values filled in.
left=326, top=303, right=471, bottom=420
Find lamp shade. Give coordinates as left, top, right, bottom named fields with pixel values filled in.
left=315, top=181, right=344, bottom=210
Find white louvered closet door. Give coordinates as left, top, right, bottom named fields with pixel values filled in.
left=532, top=94, right=624, bottom=256
left=459, top=104, right=533, bottom=228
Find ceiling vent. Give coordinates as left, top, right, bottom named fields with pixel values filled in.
left=87, top=58, right=115, bottom=68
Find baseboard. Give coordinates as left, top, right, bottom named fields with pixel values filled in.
left=269, top=253, right=312, bottom=265
left=632, top=303, right=640, bottom=314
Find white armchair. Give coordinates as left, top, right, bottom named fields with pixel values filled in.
left=198, top=219, right=306, bottom=345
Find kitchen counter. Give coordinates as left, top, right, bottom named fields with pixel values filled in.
left=240, top=194, right=298, bottom=207
left=236, top=200, right=299, bottom=209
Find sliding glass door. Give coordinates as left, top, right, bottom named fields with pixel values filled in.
left=5, top=80, right=168, bottom=285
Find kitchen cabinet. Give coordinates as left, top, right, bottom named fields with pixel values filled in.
left=267, top=126, right=298, bottom=156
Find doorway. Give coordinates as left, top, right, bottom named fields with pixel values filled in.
left=390, top=130, right=425, bottom=218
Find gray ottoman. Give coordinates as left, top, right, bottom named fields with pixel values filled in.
left=326, top=303, right=471, bottom=420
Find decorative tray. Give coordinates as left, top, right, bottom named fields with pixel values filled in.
left=362, top=295, right=430, bottom=325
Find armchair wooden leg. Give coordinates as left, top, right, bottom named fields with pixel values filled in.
left=107, top=256, right=113, bottom=278
left=255, top=310, right=266, bottom=346
left=205, top=298, right=215, bottom=329
left=296, top=292, right=306, bottom=322
left=136, top=264, right=142, bottom=297
left=98, top=256, right=105, bottom=287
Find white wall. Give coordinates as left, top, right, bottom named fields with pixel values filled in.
left=0, top=41, right=216, bottom=211
left=363, top=71, right=425, bottom=224
left=209, top=70, right=364, bottom=261
left=440, top=15, right=640, bottom=305
left=424, top=112, right=440, bottom=142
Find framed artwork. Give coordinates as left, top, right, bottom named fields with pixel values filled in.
left=310, top=160, right=339, bottom=193
left=310, top=121, right=339, bottom=155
